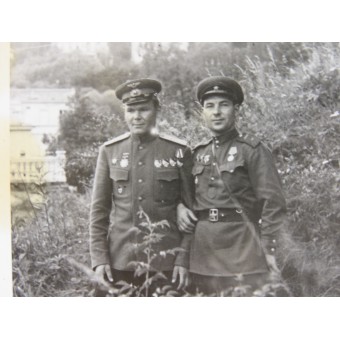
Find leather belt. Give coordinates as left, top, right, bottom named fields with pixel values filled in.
left=196, top=208, right=245, bottom=223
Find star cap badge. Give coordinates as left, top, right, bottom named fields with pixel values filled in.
left=130, top=89, right=142, bottom=97
left=127, top=82, right=141, bottom=88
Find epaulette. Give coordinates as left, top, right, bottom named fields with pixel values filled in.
left=104, top=132, right=130, bottom=146
left=236, top=133, right=261, bottom=148
left=193, top=138, right=212, bottom=151
left=159, top=133, right=187, bottom=146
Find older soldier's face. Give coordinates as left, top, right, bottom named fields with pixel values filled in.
left=202, top=95, right=239, bottom=135
left=124, top=100, right=158, bottom=135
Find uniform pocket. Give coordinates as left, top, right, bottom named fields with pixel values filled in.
left=110, top=168, right=129, bottom=181
left=154, top=168, right=180, bottom=202
left=220, top=160, right=245, bottom=173
left=110, top=168, right=129, bottom=197
left=192, top=164, right=205, bottom=176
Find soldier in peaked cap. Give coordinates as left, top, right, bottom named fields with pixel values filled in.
left=89, top=78, right=195, bottom=296
left=177, top=76, right=287, bottom=295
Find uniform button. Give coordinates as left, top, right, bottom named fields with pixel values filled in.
left=221, top=213, right=225, bottom=217
left=138, top=161, right=143, bottom=166
left=272, top=239, right=276, bottom=244
left=138, top=146, right=144, bottom=150
left=215, top=145, right=219, bottom=149
left=270, top=248, right=275, bottom=252
left=138, top=179, right=143, bottom=183
left=211, top=177, right=215, bottom=181
left=161, top=200, right=165, bottom=203
left=212, top=162, right=216, bottom=166
left=230, top=169, right=234, bottom=173
left=138, top=196, right=143, bottom=201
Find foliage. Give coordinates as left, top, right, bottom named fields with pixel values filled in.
left=12, top=178, right=92, bottom=296
left=58, top=88, right=126, bottom=192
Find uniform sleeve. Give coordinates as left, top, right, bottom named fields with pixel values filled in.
left=247, top=144, right=287, bottom=254
left=174, top=146, right=195, bottom=268
left=89, top=145, right=113, bottom=269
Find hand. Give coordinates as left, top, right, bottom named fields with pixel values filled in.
left=172, top=265, right=189, bottom=290
left=177, top=203, right=198, bottom=233
left=95, top=264, right=113, bottom=283
left=265, top=254, right=281, bottom=281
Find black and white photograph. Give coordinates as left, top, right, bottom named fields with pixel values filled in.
left=8, top=42, right=340, bottom=297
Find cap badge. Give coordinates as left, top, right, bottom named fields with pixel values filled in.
left=213, top=86, right=220, bottom=91
left=127, top=82, right=141, bottom=88
left=130, top=89, right=142, bottom=97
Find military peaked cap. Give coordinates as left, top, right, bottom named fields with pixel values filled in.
left=196, top=76, right=244, bottom=105
left=115, top=78, right=162, bottom=105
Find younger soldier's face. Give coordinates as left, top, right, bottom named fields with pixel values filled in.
left=202, top=95, right=239, bottom=135
left=124, top=100, right=158, bottom=135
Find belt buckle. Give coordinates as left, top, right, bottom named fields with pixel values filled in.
left=209, top=208, right=219, bottom=222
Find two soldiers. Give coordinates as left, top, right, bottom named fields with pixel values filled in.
left=89, top=76, right=287, bottom=296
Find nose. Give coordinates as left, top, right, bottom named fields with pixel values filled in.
left=133, top=110, right=142, bottom=119
left=212, top=106, right=221, bottom=116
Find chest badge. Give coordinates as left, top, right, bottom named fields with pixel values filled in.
left=177, top=160, right=183, bottom=168
left=154, top=159, right=162, bottom=168
left=169, top=158, right=176, bottom=167
left=176, top=148, right=184, bottom=159
left=195, top=176, right=198, bottom=185
left=203, top=155, right=211, bottom=164
left=229, top=146, right=237, bottom=155
left=112, top=158, right=118, bottom=165
left=227, top=146, right=237, bottom=162
left=120, top=159, right=129, bottom=168
left=117, top=186, right=124, bottom=194
left=162, top=159, right=170, bottom=167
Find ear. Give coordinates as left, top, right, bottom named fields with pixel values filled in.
left=234, top=103, right=240, bottom=112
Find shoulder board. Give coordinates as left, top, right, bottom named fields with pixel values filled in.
left=104, top=132, right=130, bottom=146
left=159, top=133, right=187, bottom=146
left=236, top=134, right=261, bottom=148
left=193, top=138, right=212, bottom=151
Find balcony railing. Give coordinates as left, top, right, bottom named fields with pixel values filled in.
left=10, top=151, right=66, bottom=183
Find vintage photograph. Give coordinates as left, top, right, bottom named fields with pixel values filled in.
left=9, top=42, right=340, bottom=297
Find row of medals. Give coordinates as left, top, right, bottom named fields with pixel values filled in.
left=196, top=146, right=238, bottom=165
left=111, top=150, right=184, bottom=168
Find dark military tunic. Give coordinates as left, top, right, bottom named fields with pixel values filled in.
left=89, top=132, right=193, bottom=272
left=190, top=128, right=286, bottom=276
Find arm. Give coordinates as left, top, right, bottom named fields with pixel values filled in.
left=173, top=146, right=196, bottom=288
left=247, top=144, right=287, bottom=268
left=89, top=145, right=113, bottom=270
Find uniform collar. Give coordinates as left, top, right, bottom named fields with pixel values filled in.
left=212, top=128, right=239, bottom=145
left=131, top=131, right=157, bottom=144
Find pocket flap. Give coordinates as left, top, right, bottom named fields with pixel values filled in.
left=192, top=164, right=204, bottom=175
left=220, top=160, right=245, bottom=173
left=156, top=169, right=179, bottom=181
left=110, top=168, right=129, bottom=181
